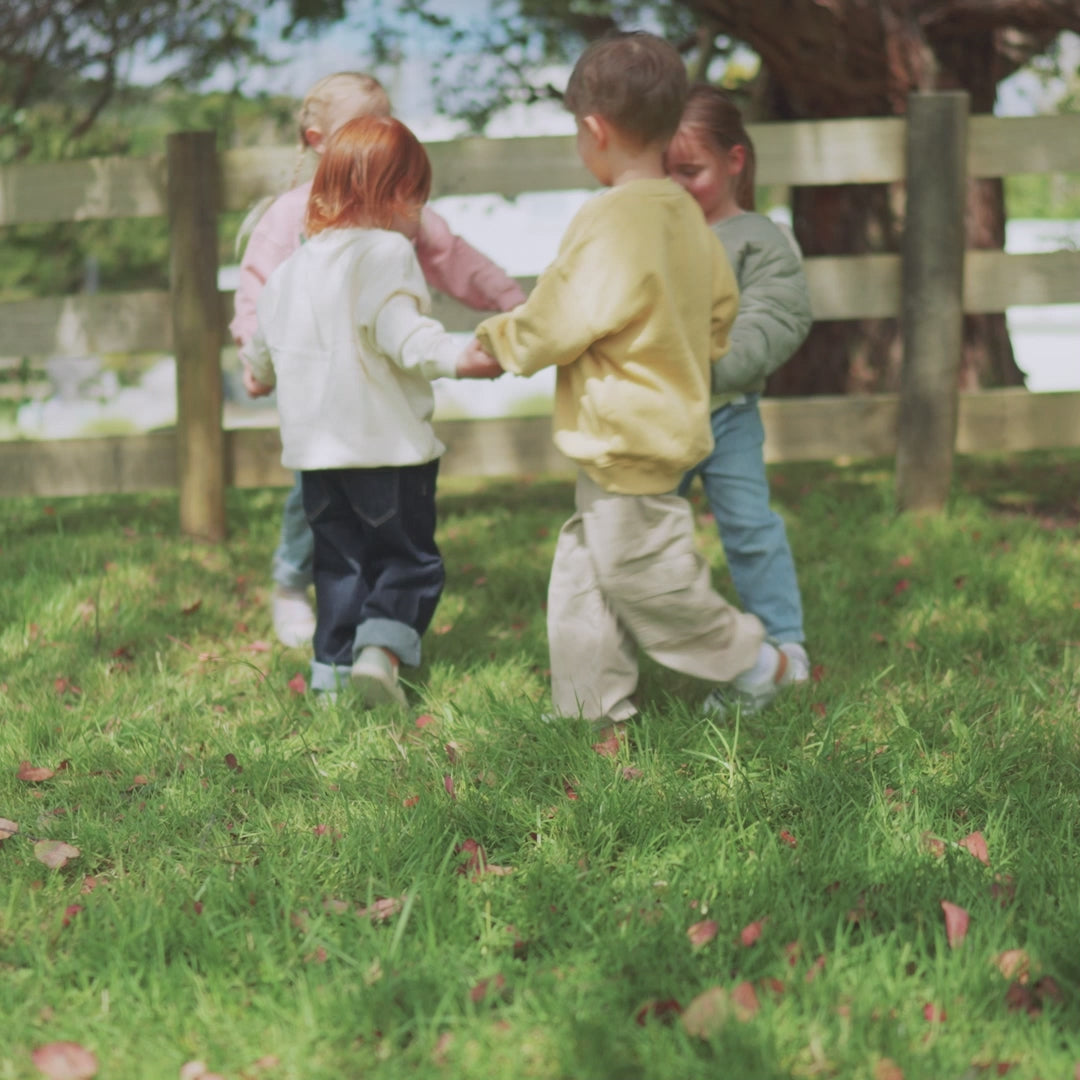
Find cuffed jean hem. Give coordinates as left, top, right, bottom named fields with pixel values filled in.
left=271, top=559, right=314, bottom=592
left=354, top=618, right=422, bottom=668
left=310, top=660, right=353, bottom=693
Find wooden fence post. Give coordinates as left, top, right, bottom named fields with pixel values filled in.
left=167, top=130, right=227, bottom=541
left=895, top=91, right=970, bottom=513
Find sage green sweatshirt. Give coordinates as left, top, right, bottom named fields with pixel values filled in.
left=710, top=212, right=813, bottom=405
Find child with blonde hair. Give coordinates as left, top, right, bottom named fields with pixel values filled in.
left=473, top=33, right=791, bottom=728
left=666, top=85, right=814, bottom=705
left=231, top=72, right=525, bottom=648
left=243, top=115, right=502, bottom=705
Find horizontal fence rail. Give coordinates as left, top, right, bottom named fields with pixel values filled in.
left=5, top=243, right=1080, bottom=359
left=4, top=114, right=1080, bottom=227
left=3, top=388, right=1078, bottom=500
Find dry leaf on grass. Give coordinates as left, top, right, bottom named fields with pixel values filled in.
left=31, top=1041, right=98, bottom=1080
left=941, top=900, right=969, bottom=948
left=740, top=919, right=765, bottom=947
left=687, top=919, right=718, bottom=949
left=874, top=1058, right=904, bottom=1080
left=994, top=949, right=1031, bottom=983
left=18, top=761, right=56, bottom=782
left=731, top=980, right=760, bottom=1020
left=34, top=840, right=80, bottom=870
left=634, top=998, right=681, bottom=1026
left=0, top=817, right=19, bottom=840
left=681, top=986, right=731, bottom=1039
left=959, top=831, right=990, bottom=866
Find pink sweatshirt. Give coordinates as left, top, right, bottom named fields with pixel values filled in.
left=230, top=180, right=526, bottom=347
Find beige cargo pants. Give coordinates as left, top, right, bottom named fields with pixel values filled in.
left=547, top=472, right=765, bottom=723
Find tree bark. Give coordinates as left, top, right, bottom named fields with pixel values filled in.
left=693, top=0, right=1079, bottom=395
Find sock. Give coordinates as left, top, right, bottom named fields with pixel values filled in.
left=734, top=642, right=780, bottom=689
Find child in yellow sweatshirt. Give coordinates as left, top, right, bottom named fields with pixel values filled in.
left=474, top=32, right=793, bottom=728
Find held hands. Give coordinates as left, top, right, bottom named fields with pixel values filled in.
left=456, top=338, right=504, bottom=380
left=242, top=362, right=274, bottom=398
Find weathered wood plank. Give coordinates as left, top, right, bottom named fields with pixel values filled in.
left=0, top=291, right=173, bottom=356
left=753, top=117, right=906, bottom=186
left=3, top=391, right=1078, bottom=498
left=0, top=155, right=167, bottom=227
left=2, top=245, right=1074, bottom=361
left=965, top=250, right=1080, bottom=312
left=968, top=114, right=1080, bottom=178
left=5, top=113, right=1080, bottom=226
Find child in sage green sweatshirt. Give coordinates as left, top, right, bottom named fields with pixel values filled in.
left=667, top=84, right=814, bottom=712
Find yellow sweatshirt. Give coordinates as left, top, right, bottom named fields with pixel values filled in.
left=475, top=179, right=738, bottom=495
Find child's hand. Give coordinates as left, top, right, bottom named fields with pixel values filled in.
left=242, top=365, right=274, bottom=398
left=456, top=338, right=504, bottom=380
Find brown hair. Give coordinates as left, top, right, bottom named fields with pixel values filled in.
left=564, top=31, right=688, bottom=146
left=680, top=84, right=757, bottom=211
left=305, top=116, right=432, bottom=236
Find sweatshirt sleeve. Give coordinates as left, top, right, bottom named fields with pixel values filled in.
left=415, top=206, right=526, bottom=312
left=363, top=232, right=462, bottom=381
left=229, top=198, right=303, bottom=347
left=710, top=219, right=813, bottom=394
left=473, top=202, right=628, bottom=378
left=373, top=295, right=462, bottom=381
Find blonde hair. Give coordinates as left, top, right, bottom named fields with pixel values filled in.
left=236, top=72, right=393, bottom=254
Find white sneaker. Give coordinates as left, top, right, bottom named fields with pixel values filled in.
left=779, top=643, right=811, bottom=684
left=272, top=586, right=316, bottom=648
left=351, top=646, right=407, bottom=707
left=703, top=644, right=789, bottom=721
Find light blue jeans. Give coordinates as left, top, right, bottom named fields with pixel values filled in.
left=681, top=395, right=805, bottom=644
left=271, top=472, right=315, bottom=591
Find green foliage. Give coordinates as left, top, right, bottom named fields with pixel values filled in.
left=2, top=453, right=1080, bottom=1076
left=1006, top=173, right=1080, bottom=220
left=0, top=87, right=296, bottom=304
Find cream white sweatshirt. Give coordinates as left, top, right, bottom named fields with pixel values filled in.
left=244, top=227, right=462, bottom=471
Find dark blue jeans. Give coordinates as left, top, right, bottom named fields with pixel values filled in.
left=301, top=462, right=444, bottom=691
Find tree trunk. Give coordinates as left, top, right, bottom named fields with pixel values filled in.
left=700, top=0, right=1062, bottom=396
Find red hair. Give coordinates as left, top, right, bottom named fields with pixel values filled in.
left=305, top=115, right=432, bottom=236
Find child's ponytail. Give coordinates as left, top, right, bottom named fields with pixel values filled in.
left=682, top=85, right=757, bottom=212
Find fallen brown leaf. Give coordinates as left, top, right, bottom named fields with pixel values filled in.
left=731, top=980, right=760, bottom=1020
left=739, top=919, right=765, bottom=947
left=34, top=840, right=80, bottom=869
left=687, top=919, right=718, bottom=949
left=941, top=900, right=969, bottom=948
left=18, top=761, right=56, bottom=782
left=0, top=816, right=19, bottom=840
left=959, top=831, right=990, bottom=866
left=681, top=986, right=730, bottom=1039
left=31, top=1041, right=98, bottom=1079
left=633, top=998, right=681, bottom=1026
left=993, top=949, right=1030, bottom=983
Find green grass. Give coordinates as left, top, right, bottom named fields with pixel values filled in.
left=2, top=452, right=1080, bottom=1079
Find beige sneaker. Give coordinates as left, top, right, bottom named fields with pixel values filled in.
left=350, top=646, right=407, bottom=707
left=272, top=586, right=316, bottom=648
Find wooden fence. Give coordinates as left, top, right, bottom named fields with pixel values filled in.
left=1, top=92, right=1078, bottom=537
